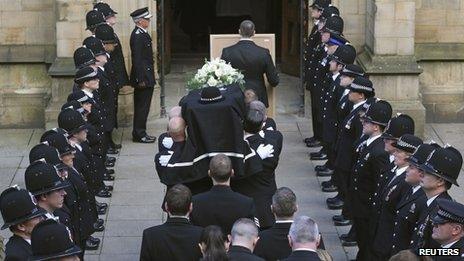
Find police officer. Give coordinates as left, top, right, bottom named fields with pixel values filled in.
left=411, top=146, right=462, bottom=250
left=130, top=7, right=156, bottom=143
left=350, top=99, right=392, bottom=260
left=371, top=134, right=423, bottom=260
left=304, top=0, right=331, bottom=148
left=86, top=9, right=106, bottom=35
left=390, top=143, right=439, bottom=255
left=431, top=199, right=464, bottom=260
left=309, top=14, right=344, bottom=160
left=30, top=219, right=82, bottom=261
left=24, top=161, right=71, bottom=225
left=0, top=186, right=45, bottom=261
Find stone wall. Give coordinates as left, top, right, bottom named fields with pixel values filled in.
left=332, top=0, right=366, bottom=52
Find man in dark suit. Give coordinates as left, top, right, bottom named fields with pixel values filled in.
left=371, top=134, right=423, bottom=260
left=0, top=187, right=46, bottom=261
left=130, top=7, right=156, bottom=143
left=283, top=216, right=321, bottom=261
left=430, top=199, right=464, bottom=261
left=254, top=187, right=297, bottom=260
left=140, top=184, right=203, bottom=261
left=350, top=100, right=392, bottom=260
left=411, top=146, right=462, bottom=250
left=228, top=218, right=264, bottom=261
left=232, top=107, right=283, bottom=229
left=190, top=154, right=258, bottom=235
left=390, top=143, right=436, bottom=255
left=221, top=20, right=279, bottom=108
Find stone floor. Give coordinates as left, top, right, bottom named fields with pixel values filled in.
left=0, top=118, right=463, bottom=260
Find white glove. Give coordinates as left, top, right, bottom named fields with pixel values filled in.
left=162, top=137, right=174, bottom=149
left=256, top=144, right=274, bottom=159
left=159, top=151, right=174, bottom=166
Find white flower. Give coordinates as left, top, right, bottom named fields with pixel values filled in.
left=207, top=77, right=218, bottom=87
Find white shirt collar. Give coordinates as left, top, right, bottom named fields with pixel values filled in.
left=442, top=240, right=459, bottom=248
left=98, top=65, right=105, bottom=71
left=74, top=143, right=82, bottom=151
left=244, top=132, right=254, bottom=139
left=366, top=134, right=382, bottom=146
left=240, top=38, right=254, bottom=42
left=276, top=220, right=294, bottom=224
left=25, top=238, right=31, bottom=245
left=324, top=46, right=328, bottom=52
left=342, top=88, right=350, bottom=97
left=427, top=194, right=440, bottom=207
left=332, top=72, right=340, bottom=81
left=137, top=26, right=148, bottom=33
left=169, top=214, right=189, bottom=220
left=294, top=248, right=317, bottom=252
left=412, top=185, right=421, bottom=194
left=314, top=20, right=319, bottom=26
left=395, top=166, right=408, bottom=177
left=351, top=100, right=366, bottom=112
left=82, top=89, right=94, bottom=98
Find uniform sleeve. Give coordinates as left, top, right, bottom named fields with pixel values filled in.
left=133, top=34, right=147, bottom=85
left=264, top=50, right=279, bottom=87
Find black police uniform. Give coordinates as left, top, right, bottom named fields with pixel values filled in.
left=254, top=221, right=293, bottom=260
left=190, top=185, right=258, bottom=235
left=140, top=217, right=203, bottom=261
left=5, top=235, right=32, bottom=261
left=130, top=19, right=156, bottom=140
left=232, top=129, right=283, bottom=229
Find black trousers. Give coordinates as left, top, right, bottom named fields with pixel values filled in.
left=132, top=87, right=154, bottom=139
left=353, top=217, right=371, bottom=261
left=336, top=168, right=353, bottom=218
left=310, top=89, right=323, bottom=141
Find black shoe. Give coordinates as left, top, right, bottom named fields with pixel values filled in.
left=106, top=156, right=116, bottom=163
left=112, top=143, right=122, bottom=149
left=97, top=207, right=107, bottom=215
left=93, top=223, right=105, bottom=232
left=105, top=185, right=113, bottom=191
left=341, top=239, right=357, bottom=247
left=311, top=153, right=328, bottom=160
left=327, top=199, right=344, bottom=209
left=321, top=180, right=333, bottom=187
left=103, top=174, right=115, bottom=181
left=310, top=151, right=323, bottom=157
left=107, top=147, right=119, bottom=155
left=89, top=236, right=100, bottom=244
left=133, top=136, right=156, bottom=143
left=326, top=195, right=341, bottom=204
left=146, top=135, right=156, bottom=140
left=315, top=164, right=327, bottom=172
left=334, top=218, right=352, bottom=226
left=105, top=161, right=115, bottom=167
left=95, top=218, right=104, bottom=227
left=96, top=189, right=112, bottom=198
left=306, top=140, right=322, bottom=148
left=96, top=202, right=108, bottom=208
left=106, top=169, right=115, bottom=175
left=85, top=238, right=99, bottom=250
left=322, top=185, right=338, bottom=192
left=339, top=233, right=356, bottom=241
left=317, top=168, right=334, bottom=177
left=304, top=137, right=317, bottom=143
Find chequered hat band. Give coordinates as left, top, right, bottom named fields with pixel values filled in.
left=437, top=208, right=464, bottom=223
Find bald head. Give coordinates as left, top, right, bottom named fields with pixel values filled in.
left=249, top=100, right=266, bottom=116
left=230, top=218, right=259, bottom=251
left=168, top=106, right=182, bottom=120
left=168, top=117, right=186, bottom=142
left=239, top=20, right=255, bottom=38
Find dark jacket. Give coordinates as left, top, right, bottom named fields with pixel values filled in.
left=190, top=185, right=257, bottom=234
left=97, top=67, right=115, bottom=131
left=228, top=245, right=264, bottom=261
left=434, top=237, right=464, bottom=261
left=221, top=40, right=279, bottom=107
left=254, top=222, right=292, bottom=261
left=350, top=137, right=389, bottom=218
left=391, top=187, right=427, bottom=256
left=372, top=170, right=412, bottom=258
left=304, top=24, right=321, bottom=84
left=322, top=74, right=341, bottom=143
left=232, top=130, right=283, bottom=228
left=4, top=235, right=32, bottom=261
left=140, top=217, right=203, bottom=261
left=111, top=34, right=129, bottom=87
left=130, top=26, right=155, bottom=88
left=334, top=103, right=365, bottom=172
left=281, top=250, right=321, bottom=261
left=411, top=192, right=453, bottom=250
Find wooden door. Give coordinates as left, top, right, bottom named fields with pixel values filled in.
left=281, top=0, right=301, bottom=76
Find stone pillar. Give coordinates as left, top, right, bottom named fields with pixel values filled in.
left=46, top=0, right=160, bottom=129
left=358, top=0, right=426, bottom=137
